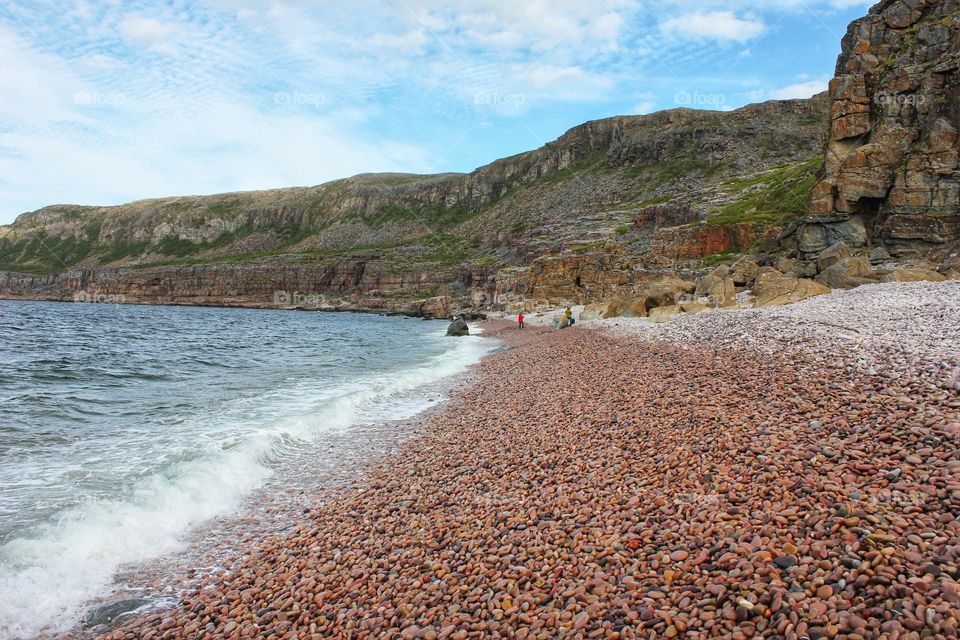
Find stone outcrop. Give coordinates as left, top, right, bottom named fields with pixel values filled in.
left=648, top=305, right=681, bottom=323
left=634, top=203, right=697, bottom=230
left=650, top=222, right=778, bottom=261
left=817, top=241, right=853, bottom=271
left=753, top=268, right=832, bottom=307
left=693, top=264, right=737, bottom=308
left=799, top=0, right=960, bottom=256
left=571, top=271, right=696, bottom=320
left=880, top=266, right=947, bottom=282
left=816, top=256, right=881, bottom=289
left=730, top=258, right=760, bottom=286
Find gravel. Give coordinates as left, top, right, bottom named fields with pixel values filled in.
left=603, top=281, right=960, bottom=393
left=104, top=283, right=959, bottom=640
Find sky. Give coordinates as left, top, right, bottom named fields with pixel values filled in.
left=0, top=0, right=874, bottom=225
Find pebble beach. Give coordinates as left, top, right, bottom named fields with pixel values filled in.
left=105, top=281, right=960, bottom=640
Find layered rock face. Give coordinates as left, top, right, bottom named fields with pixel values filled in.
left=0, top=261, right=496, bottom=318
left=650, top=222, right=779, bottom=260
left=800, top=0, right=960, bottom=256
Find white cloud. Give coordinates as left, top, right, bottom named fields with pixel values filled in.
left=661, top=11, right=766, bottom=43
left=743, top=77, right=829, bottom=103
left=367, top=29, right=428, bottom=54
left=119, top=16, right=177, bottom=54
left=770, top=79, right=829, bottom=99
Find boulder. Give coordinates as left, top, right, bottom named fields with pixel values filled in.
left=605, top=275, right=695, bottom=318
left=867, top=246, right=892, bottom=265
left=729, top=258, right=759, bottom=286
left=679, top=301, right=710, bottom=315
left=694, top=265, right=736, bottom=308
left=648, top=305, right=680, bottom=323
left=579, top=302, right=610, bottom=322
left=753, top=268, right=831, bottom=307
left=880, top=267, right=947, bottom=283
left=939, top=256, right=960, bottom=280
left=817, top=241, right=851, bottom=271
left=816, top=256, right=879, bottom=289
left=775, top=257, right=799, bottom=275
left=446, top=318, right=469, bottom=336
left=795, top=216, right=868, bottom=254
left=552, top=314, right=570, bottom=329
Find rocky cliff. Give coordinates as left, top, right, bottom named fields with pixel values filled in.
left=0, top=96, right=830, bottom=315
left=793, top=0, right=960, bottom=256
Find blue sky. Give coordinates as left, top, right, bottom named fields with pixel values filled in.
left=0, top=0, right=873, bottom=225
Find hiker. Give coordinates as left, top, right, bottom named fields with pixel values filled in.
left=517, top=312, right=525, bottom=329
left=565, top=307, right=575, bottom=327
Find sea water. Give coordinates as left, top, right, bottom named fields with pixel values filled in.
left=0, top=300, right=494, bottom=638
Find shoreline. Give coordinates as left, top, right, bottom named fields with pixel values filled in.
left=55, top=334, right=497, bottom=640
left=53, top=282, right=956, bottom=639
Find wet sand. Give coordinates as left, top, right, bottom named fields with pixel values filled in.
left=103, top=286, right=959, bottom=639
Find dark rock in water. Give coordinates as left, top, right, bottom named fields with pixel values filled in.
left=446, top=318, right=469, bottom=336
left=83, top=598, right=153, bottom=629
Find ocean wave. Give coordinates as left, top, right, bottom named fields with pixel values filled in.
left=0, top=322, right=494, bottom=639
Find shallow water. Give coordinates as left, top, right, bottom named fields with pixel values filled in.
left=0, top=300, right=493, bottom=639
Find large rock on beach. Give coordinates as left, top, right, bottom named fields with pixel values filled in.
left=579, top=302, right=611, bottom=322
left=729, top=257, right=759, bottom=286
left=753, top=267, right=831, bottom=307
left=817, top=241, right=851, bottom=271
left=604, top=275, right=695, bottom=318
left=694, top=264, right=737, bottom=308
left=880, top=266, right=947, bottom=283
left=648, top=304, right=680, bottom=323
left=799, top=0, right=960, bottom=255
left=445, top=318, right=469, bottom=336
left=816, top=256, right=878, bottom=289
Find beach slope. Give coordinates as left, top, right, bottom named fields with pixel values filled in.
left=108, top=282, right=959, bottom=640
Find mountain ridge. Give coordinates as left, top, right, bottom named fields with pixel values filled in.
left=1, top=95, right=829, bottom=279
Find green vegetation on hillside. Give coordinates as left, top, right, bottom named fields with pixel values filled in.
left=0, top=226, right=100, bottom=274
left=364, top=202, right=477, bottom=229
left=707, top=157, right=821, bottom=226
left=702, top=247, right=742, bottom=266
left=537, top=149, right=611, bottom=186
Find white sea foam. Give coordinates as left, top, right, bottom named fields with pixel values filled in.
left=0, top=328, right=495, bottom=639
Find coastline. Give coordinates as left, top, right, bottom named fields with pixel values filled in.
left=73, top=329, right=494, bottom=639
left=97, top=281, right=959, bottom=640
left=0, top=307, right=494, bottom=640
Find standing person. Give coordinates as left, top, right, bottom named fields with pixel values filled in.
left=565, top=307, right=575, bottom=327
left=517, top=312, right=525, bottom=329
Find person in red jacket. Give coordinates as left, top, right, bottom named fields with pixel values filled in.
left=517, top=312, right=525, bottom=329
